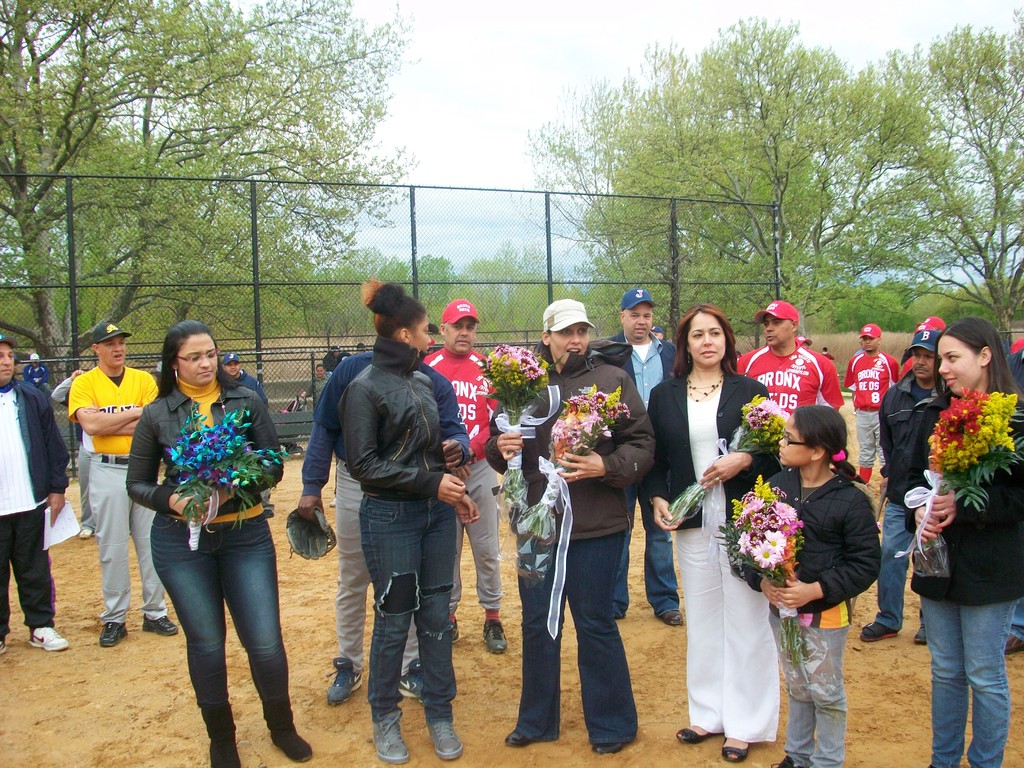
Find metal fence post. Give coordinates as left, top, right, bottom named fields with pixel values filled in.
left=66, top=176, right=79, bottom=362
left=771, top=201, right=782, bottom=300
left=544, top=192, right=554, bottom=304
left=250, top=180, right=264, bottom=381
left=410, top=185, right=418, bottom=298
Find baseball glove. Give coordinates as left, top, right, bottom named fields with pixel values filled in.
left=286, top=507, right=337, bottom=560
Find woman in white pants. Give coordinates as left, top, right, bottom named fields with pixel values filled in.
left=646, top=303, right=781, bottom=764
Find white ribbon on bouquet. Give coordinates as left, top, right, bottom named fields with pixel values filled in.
left=187, top=492, right=220, bottom=551
left=535, top=456, right=573, bottom=640
left=703, top=438, right=730, bottom=564
left=896, top=469, right=943, bottom=560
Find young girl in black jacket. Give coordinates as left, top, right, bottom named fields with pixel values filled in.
left=756, top=406, right=880, bottom=768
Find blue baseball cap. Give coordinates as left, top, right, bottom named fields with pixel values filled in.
left=222, top=352, right=241, bottom=364
left=910, top=329, right=940, bottom=353
left=652, top=326, right=664, bottom=335
left=0, top=333, right=16, bottom=348
left=621, top=288, right=654, bottom=310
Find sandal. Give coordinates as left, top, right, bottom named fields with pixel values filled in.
left=676, top=728, right=723, bottom=745
left=722, top=743, right=749, bottom=762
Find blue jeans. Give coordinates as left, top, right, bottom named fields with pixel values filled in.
left=150, top=514, right=289, bottom=708
left=1009, top=598, right=1024, bottom=642
left=873, top=501, right=913, bottom=630
left=360, top=496, right=457, bottom=724
left=771, top=614, right=849, bottom=768
left=921, top=597, right=1014, bottom=768
left=516, top=531, right=637, bottom=746
left=612, top=484, right=678, bottom=616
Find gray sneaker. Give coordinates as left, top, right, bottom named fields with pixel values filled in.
left=326, top=657, right=362, bottom=705
left=427, top=719, right=463, bottom=760
left=398, top=659, right=423, bottom=701
left=373, top=712, right=409, bottom=765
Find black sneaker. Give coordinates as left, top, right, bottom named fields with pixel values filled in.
left=483, top=619, right=508, bottom=654
left=142, top=616, right=179, bottom=636
left=450, top=616, right=460, bottom=643
left=914, top=626, right=928, bottom=646
left=99, top=621, right=127, bottom=647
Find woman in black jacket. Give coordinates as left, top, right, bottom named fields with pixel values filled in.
left=340, top=281, right=474, bottom=765
left=646, top=304, right=781, bottom=763
left=906, top=316, right=1024, bottom=768
left=126, top=320, right=309, bottom=768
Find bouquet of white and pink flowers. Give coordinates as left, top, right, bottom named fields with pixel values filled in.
left=481, top=345, right=550, bottom=512
left=721, top=475, right=806, bottom=666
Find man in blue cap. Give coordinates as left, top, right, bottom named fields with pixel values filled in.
left=221, top=352, right=268, bottom=404
left=609, top=288, right=681, bottom=625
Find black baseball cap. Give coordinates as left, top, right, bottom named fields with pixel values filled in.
left=91, top=321, right=131, bottom=344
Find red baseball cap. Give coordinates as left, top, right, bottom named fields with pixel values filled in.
left=754, top=300, right=800, bottom=324
left=441, top=299, right=478, bottom=325
left=915, top=315, right=946, bottom=332
left=860, top=324, right=882, bottom=339
left=1011, top=338, right=1024, bottom=355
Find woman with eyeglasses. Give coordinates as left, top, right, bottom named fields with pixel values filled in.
left=127, top=320, right=310, bottom=768
left=645, top=303, right=782, bottom=763
left=906, top=316, right=1024, bottom=768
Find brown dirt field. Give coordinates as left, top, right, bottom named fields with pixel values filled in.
left=5, top=404, right=1024, bottom=768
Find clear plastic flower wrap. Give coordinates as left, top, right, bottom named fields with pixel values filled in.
left=900, top=470, right=952, bottom=579
left=912, top=536, right=951, bottom=578
left=665, top=481, right=706, bottom=527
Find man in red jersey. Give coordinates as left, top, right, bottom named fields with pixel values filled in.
left=843, top=324, right=900, bottom=483
left=424, top=300, right=507, bottom=654
left=738, top=300, right=844, bottom=412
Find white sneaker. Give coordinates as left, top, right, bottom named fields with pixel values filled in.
left=78, top=528, right=94, bottom=539
left=30, top=627, right=69, bottom=651
left=0, top=637, right=6, bottom=654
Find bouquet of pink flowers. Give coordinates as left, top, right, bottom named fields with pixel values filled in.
left=721, top=475, right=806, bottom=666
left=550, top=385, right=629, bottom=467
left=729, top=395, right=789, bottom=454
left=481, top=345, right=550, bottom=512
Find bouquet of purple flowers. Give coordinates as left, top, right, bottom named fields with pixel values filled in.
left=167, top=405, right=285, bottom=525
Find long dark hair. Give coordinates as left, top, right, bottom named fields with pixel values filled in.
left=362, top=280, right=427, bottom=339
left=936, top=316, right=1022, bottom=397
left=791, top=405, right=859, bottom=482
left=157, top=320, right=237, bottom=398
left=672, top=303, right=738, bottom=378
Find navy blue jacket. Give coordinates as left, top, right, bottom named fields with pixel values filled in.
left=12, top=381, right=69, bottom=502
left=300, top=351, right=469, bottom=497
left=235, top=369, right=268, bottom=404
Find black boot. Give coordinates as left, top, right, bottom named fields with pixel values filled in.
left=200, top=703, right=241, bottom=768
left=262, top=698, right=312, bottom=762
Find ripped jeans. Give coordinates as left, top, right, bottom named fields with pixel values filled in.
left=360, top=495, right=457, bottom=723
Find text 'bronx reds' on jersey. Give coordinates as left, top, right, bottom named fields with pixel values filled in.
left=737, top=346, right=844, bottom=412
left=423, top=348, right=496, bottom=461
left=843, top=351, right=900, bottom=412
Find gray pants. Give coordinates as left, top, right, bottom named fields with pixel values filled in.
left=90, top=457, right=167, bottom=624
left=334, top=462, right=417, bottom=674
left=78, top=445, right=95, bottom=531
left=450, top=459, right=503, bottom=615
left=854, top=409, right=883, bottom=469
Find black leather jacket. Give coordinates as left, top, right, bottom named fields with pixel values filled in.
left=126, top=384, right=282, bottom=515
left=340, top=335, right=447, bottom=500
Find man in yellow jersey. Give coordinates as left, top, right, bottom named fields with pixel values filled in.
left=68, top=322, right=177, bottom=647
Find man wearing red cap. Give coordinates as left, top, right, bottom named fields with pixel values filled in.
left=425, top=300, right=507, bottom=654
left=843, top=325, right=899, bottom=483
left=738, top=301, right=844, bottom=412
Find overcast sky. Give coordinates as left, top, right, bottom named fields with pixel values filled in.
left=348, top=0, right=1021, bottom=191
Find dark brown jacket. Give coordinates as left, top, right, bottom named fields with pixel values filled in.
left=485, top=341, right=654, bottom=540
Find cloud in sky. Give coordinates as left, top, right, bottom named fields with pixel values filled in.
left=351, top=0, right=1021, bottom=190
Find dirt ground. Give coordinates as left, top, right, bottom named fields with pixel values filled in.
left=4, top=450, right=1024, bottom=768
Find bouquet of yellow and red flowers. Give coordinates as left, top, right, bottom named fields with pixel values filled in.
left=721, top=475, right=806, bottom=665
left=928, top=389, right=1022, bottom=511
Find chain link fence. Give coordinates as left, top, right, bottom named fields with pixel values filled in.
left=3, top=173, right=780, bottom=466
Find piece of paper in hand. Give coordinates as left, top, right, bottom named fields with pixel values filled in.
left=43, top=501, right=80, bottom=549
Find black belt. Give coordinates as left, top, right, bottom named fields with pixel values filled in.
left=99, top=454, right=130, bottom=466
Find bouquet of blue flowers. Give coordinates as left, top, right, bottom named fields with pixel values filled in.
left=167, top=405, right=285, bottom=525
